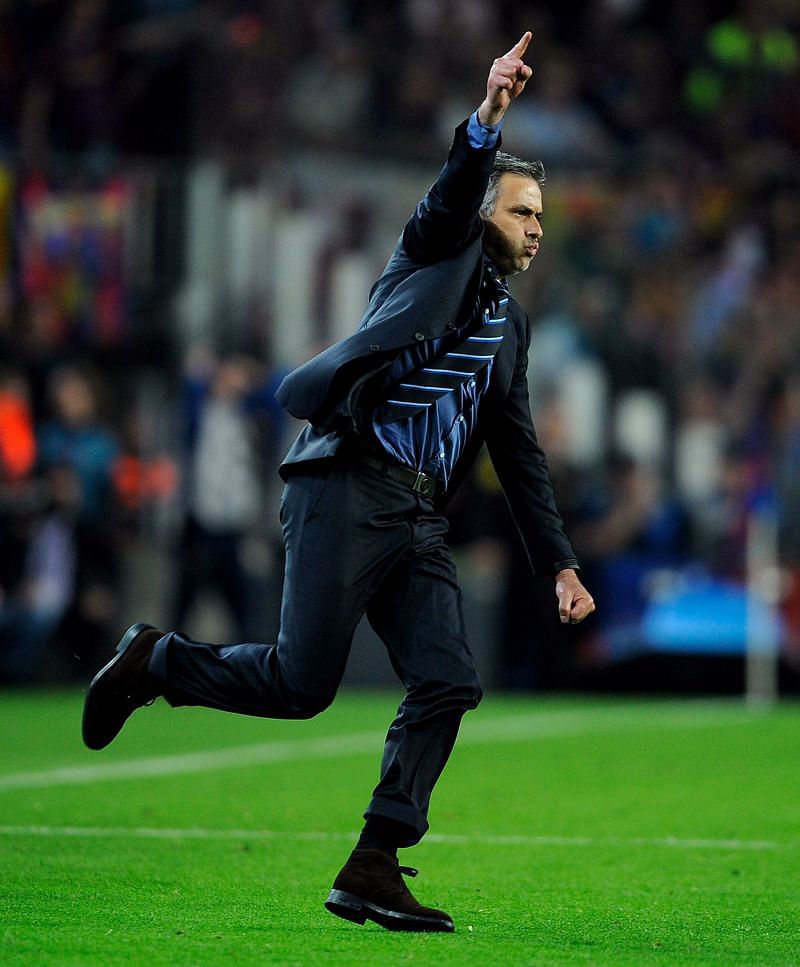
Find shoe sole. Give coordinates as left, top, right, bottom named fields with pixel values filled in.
left=81, top=623, right=156, bottom=750
left=325, top=889, right=454, bottom=932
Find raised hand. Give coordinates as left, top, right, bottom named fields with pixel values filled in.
left=478, top=32, right=533, bottom=127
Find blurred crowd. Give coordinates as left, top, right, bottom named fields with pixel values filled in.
left=0, top=351, right=286, bottom=683
left=0, top=0, right=799, bottom=687
left=1, top=0, right=797, bottom=165
left=0, top=360, right=140, bottom=681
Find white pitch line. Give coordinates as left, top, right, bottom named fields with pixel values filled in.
left=0, top=824, right=788, bottom=853
left=0, top=701, right=748, bottom=792
left=0, top=731, right=382, bottom=791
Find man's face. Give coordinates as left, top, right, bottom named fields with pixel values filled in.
left=481, top=174, right=543, bottom=277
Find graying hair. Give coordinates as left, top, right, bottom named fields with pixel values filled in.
left=480, top=152, right=546, bottom=218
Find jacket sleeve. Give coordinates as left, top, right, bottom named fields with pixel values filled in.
left=485, top=318, right=580, bottom=577
left=402, top=119, right=500, bottom=265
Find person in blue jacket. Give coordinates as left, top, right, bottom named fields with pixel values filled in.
left=83, top=32, right=594, bottom=934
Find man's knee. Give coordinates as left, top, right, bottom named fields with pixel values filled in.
left=279, top=679, right=337, bottom=719
left=405, top=676, right=482, bottom=716
left=461, top=679, right=483, bottom=711
left=448, top=665, right=483, bottom=710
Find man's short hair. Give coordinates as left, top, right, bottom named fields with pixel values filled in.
left=480, top=152, right=546, bottom=218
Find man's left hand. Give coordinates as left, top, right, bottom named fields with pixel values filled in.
left=554, top=569, right=595, bottom=624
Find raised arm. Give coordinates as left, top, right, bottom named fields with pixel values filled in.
left=402, top=32, right=534, bottom=265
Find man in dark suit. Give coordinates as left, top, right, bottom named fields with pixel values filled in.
left=82, top=31, right=594, bottom=933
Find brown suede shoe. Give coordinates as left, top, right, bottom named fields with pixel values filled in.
left=325, top=848, right=454, bottom=932
left=82, top=623, right=163, bottom=750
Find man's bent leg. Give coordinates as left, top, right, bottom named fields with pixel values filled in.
left=149, top=466, right=418, bottom=720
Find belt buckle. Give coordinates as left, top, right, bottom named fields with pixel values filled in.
left=412, top=471, right=436, bottom=498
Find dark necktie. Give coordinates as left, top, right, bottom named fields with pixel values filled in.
left=382, top=261, right=509, bottom=422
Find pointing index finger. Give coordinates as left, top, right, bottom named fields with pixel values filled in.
left=505, top=30, right=532, bottom=59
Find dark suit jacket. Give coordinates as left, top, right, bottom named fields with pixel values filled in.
left=275, top=119, right=578, bottom=577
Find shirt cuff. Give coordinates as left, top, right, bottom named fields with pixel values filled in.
left=553, top=560, right=580, bottom=576
left=466, top=110, right=502, bottom=150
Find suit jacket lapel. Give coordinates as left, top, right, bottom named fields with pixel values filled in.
left=487, top=300, right=519, bottom=401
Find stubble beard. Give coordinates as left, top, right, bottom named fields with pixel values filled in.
left=482, top=220, right=532, bottom=278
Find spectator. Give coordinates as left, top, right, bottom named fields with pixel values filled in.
left=0, top=463, right=116, bottom=683
left=172, top=346, right=285, bottom=640
left=37, top=364, right=121, bottom=526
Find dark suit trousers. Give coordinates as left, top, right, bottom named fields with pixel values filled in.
left=149, top=458, right=483, bottom=846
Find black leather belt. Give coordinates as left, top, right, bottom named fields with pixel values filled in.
left=347, top=446, right=442, bottom=500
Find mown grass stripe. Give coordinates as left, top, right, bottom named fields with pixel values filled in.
left=0, top=824, right=788, bottom=852
left=0, top=701, right=750, bottom=792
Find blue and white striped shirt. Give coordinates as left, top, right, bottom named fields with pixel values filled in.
left=370, top=325, right=496, bottom=488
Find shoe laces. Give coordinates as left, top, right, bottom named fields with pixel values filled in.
left=123, top=691, right=156, bottom=707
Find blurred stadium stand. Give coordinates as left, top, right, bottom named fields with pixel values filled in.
left=1, top=0, right=799, bottom=694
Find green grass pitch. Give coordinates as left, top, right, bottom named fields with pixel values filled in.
left=0, top=689, right=798, bottom=965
